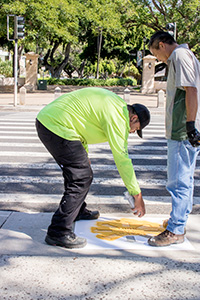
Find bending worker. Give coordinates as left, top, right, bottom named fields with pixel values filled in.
left=36, top=87, right=150, bottom=249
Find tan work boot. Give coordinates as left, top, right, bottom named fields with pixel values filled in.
left=148, top=229, right=184, bottom=247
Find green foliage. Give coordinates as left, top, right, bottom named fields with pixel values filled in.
left=1, top=0, right=199, bottom=78
left=0, top=59, right=13, bottom=77
left=82, top=59, right=116, bottom=78
left=47, top=77, right=137, bottom=86
left=131, top=0, right=200, bottom=57
left=47, top=78, right=66, bottom=85
left=123, top=63, right=141, bottom=80
left=99, top=59, right=116, bottom=78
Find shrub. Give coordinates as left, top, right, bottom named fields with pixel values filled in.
left=123, top=64, right=141, bottom=81
left=46, top=77, right=137, bottom=87
left=0, top=59, right=13, bottom=77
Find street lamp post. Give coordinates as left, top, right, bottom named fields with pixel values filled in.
left=96, top=27, right=103, bottom=79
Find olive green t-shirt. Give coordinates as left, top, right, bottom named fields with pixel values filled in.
left=37, top=87, right=140, bottom=195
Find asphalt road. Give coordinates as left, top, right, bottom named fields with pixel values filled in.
left=0, top=109, right=199, bottom=215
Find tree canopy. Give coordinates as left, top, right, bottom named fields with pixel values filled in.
left=0, top=0, right=199, bottom=78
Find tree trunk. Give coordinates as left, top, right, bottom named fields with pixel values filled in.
left=119, top=64, right=126, bottom=77
left=43, top=42, right=71, bottom=78
left=79, top=60, right=86, bottom=78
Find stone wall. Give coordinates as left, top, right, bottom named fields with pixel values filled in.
left=0, top=77, right=25, bottom=92
left=154, top=81, right=167, bottom=92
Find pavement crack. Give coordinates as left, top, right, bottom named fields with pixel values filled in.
left=0, top=212, right=13, bottom=228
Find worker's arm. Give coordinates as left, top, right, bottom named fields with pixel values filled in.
left=104, top=121, right=145, bottom=217
left=185, top=86, right=200, bottom=147
left=185, top=86, right=198, bottom=121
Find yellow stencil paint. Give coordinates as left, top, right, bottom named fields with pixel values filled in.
left=91, top=218, right=168, bottom=241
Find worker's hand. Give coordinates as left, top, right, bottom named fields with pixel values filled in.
left=186, top=121, right=200, bottom=147
left=132, top=193, right=145, bottom=218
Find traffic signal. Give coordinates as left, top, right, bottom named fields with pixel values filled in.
left=166, top=22, right=176, bottom=40
left=14, top=16, right=25, bottom=40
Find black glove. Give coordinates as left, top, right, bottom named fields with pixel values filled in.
left=186, top=121, right=200, bottom=147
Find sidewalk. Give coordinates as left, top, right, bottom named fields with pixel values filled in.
left=0, top=89, right=165, bottom=115
left=0, top=211, right=200, bottom=299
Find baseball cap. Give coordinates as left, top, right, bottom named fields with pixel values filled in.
left=132, top=103, right=150, bottom=138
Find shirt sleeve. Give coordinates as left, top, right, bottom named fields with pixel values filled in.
left=102, top=120, right=141, bottom=196
left=174, top=49, right=196, bottom=89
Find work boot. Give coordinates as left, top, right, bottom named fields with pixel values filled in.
left=148, top=229, right=184, bottom=247
left=75, top=208, right=100, bottom=221
left=45, top=232, right=87, bottom=249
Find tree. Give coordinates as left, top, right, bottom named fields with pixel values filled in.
left=0, top=0, right=80, bottom=77
left=1, top=0, right=199, bottom=80
left=77, top=0, right=153, bottom=78
left=130, top=0, right=200, bottom=57
left=78, top=0, right=125, bottom=78
left=64, top=44, right=87, bottom=78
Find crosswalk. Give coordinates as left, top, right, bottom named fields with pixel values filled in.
left=0, top=111, right=199, bottom=213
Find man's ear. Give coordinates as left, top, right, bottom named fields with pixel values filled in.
left=159, top=41, right=165, bottom=49
left=131, top=114, right=138, bottom=123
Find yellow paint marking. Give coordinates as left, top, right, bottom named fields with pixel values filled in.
left=91, top=218, right=168, bottom=241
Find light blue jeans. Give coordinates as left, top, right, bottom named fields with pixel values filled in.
left=166, top=139, right=200, bottom=234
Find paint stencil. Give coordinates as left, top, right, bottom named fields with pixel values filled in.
left=91, top=218, right=166, bottom=241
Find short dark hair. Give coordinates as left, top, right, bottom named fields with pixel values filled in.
left=127, top=105, right=136, bottom=115
left=148, top=31, right=176, bottom=50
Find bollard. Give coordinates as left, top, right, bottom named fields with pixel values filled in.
left=54, top=87, right=61, bottom=99
left=157, top=89, right=165, bottom=107
left=19, top=86, right=26, bottom=105
left=123, top=87, right=130, bottom=104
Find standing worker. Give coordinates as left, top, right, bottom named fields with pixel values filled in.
left=36, top=87, right=150, bottom=248
left=148, top=31, right=200, bottom=246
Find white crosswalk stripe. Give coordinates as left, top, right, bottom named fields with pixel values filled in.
left=0, top=131, right=165, bottom=138
left=0, top=136, right=40, bottom=140
left=0, top=151, right=170, bottom=159
left=0, top=130, right=36, bottom=134
left=1, top=175, right=200, bottom=186
left=0, top=136, right=167, bottom=143
left=0, top=193, right=199, bottom=206
left=1, top=151, right=200, bottom=162
left=0, top=162, right=165, bottom=171
left=0, top=126, right=35, bottom=129
left=0, top=142, right=168, bottom=150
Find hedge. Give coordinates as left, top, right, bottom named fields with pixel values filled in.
left=46, top=77, right=137, bottom=87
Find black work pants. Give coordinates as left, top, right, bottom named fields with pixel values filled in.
left=36, top=119, right=93, bottom=237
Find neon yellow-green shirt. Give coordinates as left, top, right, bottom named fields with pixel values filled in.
left=37, top=87, right=140, bottom=195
